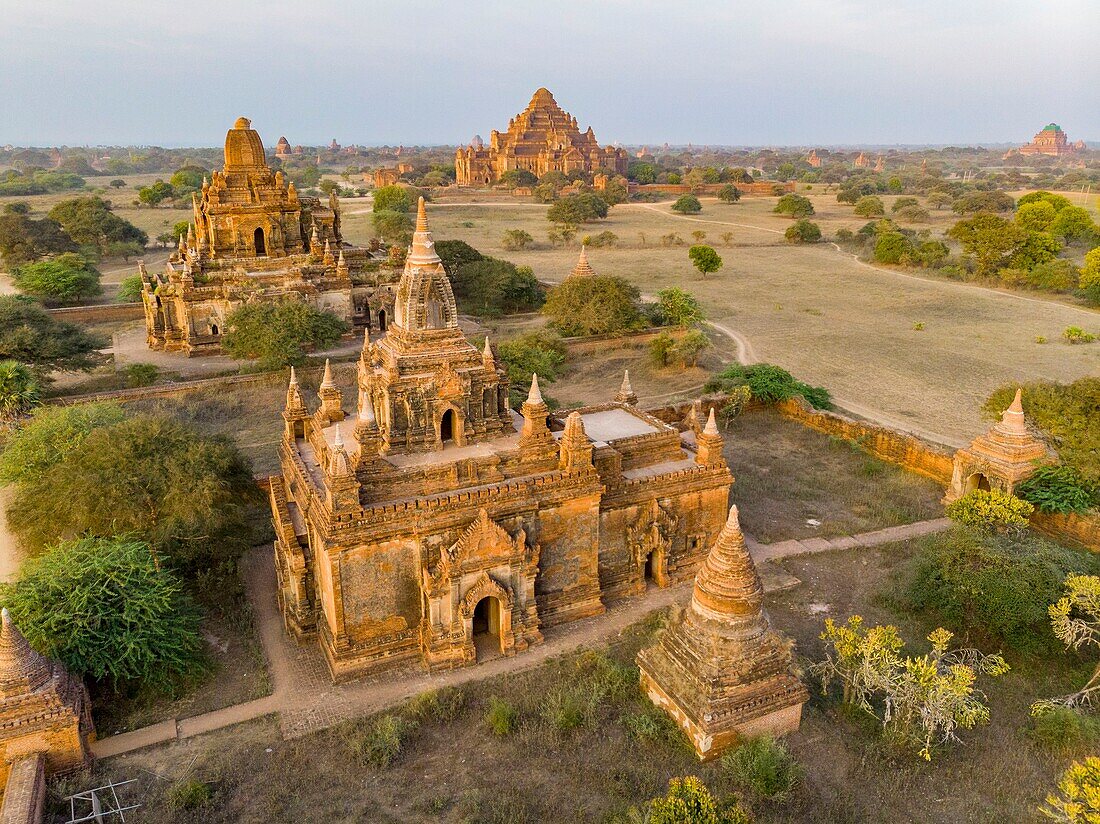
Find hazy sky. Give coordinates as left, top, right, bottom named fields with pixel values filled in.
left=2, top=0, right=1096, bottom=147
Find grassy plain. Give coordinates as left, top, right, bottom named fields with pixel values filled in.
left=74, top=537, right=1083, bottom=823
left=341, top=192, right=1100, bottom=444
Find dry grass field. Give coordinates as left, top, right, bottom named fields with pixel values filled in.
left=341, top=192, right=1100, bottom=445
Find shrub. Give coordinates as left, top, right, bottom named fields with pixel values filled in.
left=874, top=232, right=914, bottom=265
left=13, top=253, right=102, bottom=303
left=897, top=527, right=1098, bottom=654
left=785, top=219, right=821, bottom=243
left=542, top=275, right=643, bottom=337
left=116, top=273, right=144, bottom=302
left=895, top=204, right=930, bottom=223
left=0, top=361, right=40, bottom=420
left=496, top=332, right=567, bottom=403
left=717, top=184, right=741, bottom=203
left=222, top=300, right=349, bottom=368
left=1, top=537, right=205, bottom=685
left=648, top=776, right=750, bottom=824
left=620, top=708, right=682, bottom=744
left=435, top=238, right=483, bottom=273
left=795, top=381, right=832, bottom=410
left=347, top=714, right=415, bottom=769
left=773, top=194, right=814, bottom=218
left=371, top=184, right=413, bottom=213
left=1029, top=260, right=1078, bottom=292
left=688, top=245, right=722, bottom=279
left=671, top=194, right=702, bottom=214
left=406, top=686, right=466, bottom=722
left=655, top=287, right=704, bottom=327
left=853, top=195, right=885, bottom=217
left=0, top=296, right=104, bottom=372
left=547, top=193, right=609, bottom=224
left=0, top=402, right=124, bottom=485
left=722, top=736, right=803, bottom=801
left=1027, top=708, right=1100, bottom=756
left=123, top=362, right=159, bottom=388
left=1064, top=326, right=1096, bottom=344
left=649, top=332, right=675, bottom=367
left=945, top=489, right=1033, bottom=530
left=1017, top=464, right=1097, bottom=514
left=485, top=697, right=518, bottom=735
left=1041, top=757, right=1100, bottom=823
left=582, top=230, right=618, bottom=248
left=672, top=329, right=710, bottom=367
left=451, top=257, right=544, bottom=317
left=371, top=209, right=413, bottom=243
left=166, top=779, right=212, bottom=811
left=500, top=229, right=534, bottom=251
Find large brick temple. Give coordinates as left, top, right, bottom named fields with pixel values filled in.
left=455, top=89, right=628, bottom=186
left=139, top=117, right=398, bottom=356
left=270, top=199, right=732, bottom=680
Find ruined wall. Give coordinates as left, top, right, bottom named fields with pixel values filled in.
left=47, top=303, right=144, bottom=323
left=0, top=754, right=45, bottom=824
left=1032, top=511, right=1100, bottom=553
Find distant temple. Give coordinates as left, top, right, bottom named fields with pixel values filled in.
left=139, top=118, right=398, bottom=356
left=1018, top=123, right=1082, bottom=156
left=455, top=89, right=628, bottom=186
left=806, top=149, right=821, bottom=168
left=270, top=202, right=733, bottom=680
left=275, top=136, right=292, bottom=158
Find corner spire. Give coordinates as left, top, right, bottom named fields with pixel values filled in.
left=569, top=244, right=596, bottom=278
left=614, top=369, right=638, bottom=406
left=482, top=336, right=495, bottom=368
left=703, top=407, right=719, bottom=436
left=690, top=505, right=768, bottom=633
left=999, top=388, right=1027, bottom=434
left=320, top=359, right=335, bottom=390
left=527, top=373, right=544, bottom=406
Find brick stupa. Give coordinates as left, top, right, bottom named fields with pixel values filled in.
left=945, top=388, right=1053, bottom=502
left=637, top=505, right=807, bottom=760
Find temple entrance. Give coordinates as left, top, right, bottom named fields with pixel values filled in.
left=377, top=309, right=387, bottom=332
left=210, top=323, right=219, bottom=336
left=254, top=227, right=266, bottom=256
left=965, top=473, right=991, bottom=493
left=472, top=596, right=502, bottom=660
left=645, top=550, right=657, bottom=584
left=440, top=409, right=455, bottom=444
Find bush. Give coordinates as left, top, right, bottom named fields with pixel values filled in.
left=406, top=687, right=466, bottom=723
left=123, top=362, right=159, bottom=388
left=897, top=527, right=1098, bottom=654
left=946, top=489, right=1033, bottom=530
left=874, top=232, right=914, bottom=265
left=0, top=402, right=124, bottom=485
left=704, top=363, right=829, bottom=408
left=1027, top=707, right=1100, bottom=756
left=166, top=779, right=212, bottom=811
left=371, top=209, right=412, bottom=243
left=13, top=253, right=102, bottom=303
left=500, top=229, right=534, bottom=251
left=655, top=287, right=704, bottom=327
left=671, top=195, right=702, bottom=214
left=581, top=230, right=618, bottom=248
left=717, top=184, right=741, bottom=203
left=773, top=194, right=814, bottom=218
left=785, top=219, right=821, bottom=243
left=347, top=714, right=416, bottom=769
left=371, top=184, right=413, bottom=213
left=0, top=361, right=40, bottom=420
left=47, top=196, right=147, bottom=253
left=542, top=275, right=643, bottom=337
left=0, top=295, right=104, bottom=372
left=1029, top=259, right=1077, bottom=292
left=895, top=205, right=930, bottom=223
left=116, top=273, right=144, bottom=302
left=620, top=708, right=682, bottom=744
left=1, top=537, right=205, bottom=685
left=222, top=300, right=349, bottom=368
left=648, top=776, right=750, bottom=824
left=451, top=257, right=544, bottom=317
left=1063, top=326, right=1096, bottom=344
left=1017, top=464, right=1097, bottom=514
left=672, top=329, right=710, bottom=367
left=485, top=697, right=518, bottom=736
left=854, top=195, right=885, bottom=217
left=722, top=736, right=803, bottom=801
left=649, top=332, right=675, bottom=367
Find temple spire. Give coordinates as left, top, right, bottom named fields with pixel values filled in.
left=527, top=373, right=544, bottom=406
left=320, top=359, right=335, bottom=390
left=695, top=406, right=725, bottom=466
left=614, top=369, right=638, bottom=406
left=569, top=244, right=596, bottom=278
left=407, top=196, right=441, bottom=265
left=482, top=336, right=495, bottom=368
left=999, top=388, right=1027, bottom=435
left=689, top=506, right=767, bottom=633
left=703, top=407, right=719, bottom=436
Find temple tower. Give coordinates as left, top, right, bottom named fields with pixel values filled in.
left=637, top=506, right=808, bottom=760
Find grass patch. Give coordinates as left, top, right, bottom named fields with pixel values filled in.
left=722, top=736, right=804, bottom=802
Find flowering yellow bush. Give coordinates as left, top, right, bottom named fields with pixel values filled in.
left=946, top=489, right=1033, bottom=530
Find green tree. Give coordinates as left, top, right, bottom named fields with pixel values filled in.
left=0, top=210, right=77, bottom=267
left=7, top=414, right=260, bottom=569
left=599, top=177, right=629, bottom=205
left=500, top=229, right=534, bottom=251
left=0, top=361, right=40, bottom=420
left=547, top=193, right=609, bottom=224
left=371, top=209, right=413, bottom=243
left=1018, top=190, right=1072, bottom=212
left=873, top=232, right=914, bottom=265
left=673, top=328, right=710, bottom=367
left=1080, top=248, right=1100, bottom=304
left=541, top=275, right=642, bottom=336
left=948, top=213, right=1026, bottom=277
left=1016, top=200, right=1057, bottom=232
left=672, top=194, right=702, bottom=215
left=169, top=166, right=207, bottom=193
left=0, top=295, right=104, bottom=371
left=435, top=239, right=484, bottom=274
left=1050, top=206, right=1097, bottom=243
left=649, top=331, right=675, bottom=367
left=222, top=300, right=349, bottom=369
left=773, top=194, right=814, bottom=218
left=688, top=245, right=722, bottom=279
left=717, top=183, right=743, bottom=203
left=655, top=287, right=705, bottom=327
left=951, top=190, right=1015, bottom=214
left=498, top=169, right=537, bottom=189
left=12, top=253, right=102, bottom=303
left=450, top=258, right=544, bottom=317
left=372, top=184, right=414, bottom=213
left=137, top=179, right=176, bottom=206
left=48, top=196, right=147, bottom=252
left=0, top=402, right=125, bottom=486
left=854, top=195, right=886, bottom=217
left=109, top=179, right=126, bottom=189
left=1035, top=576, right=1100, bottom=714
left=496, top=332, right=567, bottom=406
left=1, top=537, right=205, bottom=686
left=117, top=273, right=144, bottom=302
left=784, top=219, right=821, bottom=243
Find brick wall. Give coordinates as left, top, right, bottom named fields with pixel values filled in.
left=1032, top=511, right=1100, bottom=553
left=47, top=303, right=144, bottom=323
left=0, top=754, right=45, bottom=824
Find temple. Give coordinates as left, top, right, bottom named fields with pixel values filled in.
left=637, top=504, right=808, bottom=760
left=139, top=117, right=398, bottom=356
left=1017, top=123, right=1083, bottom=157
left=270, top=201, right=733, bottom=680
left=945, top=388, right=1054, bottom=502
left=455, top=89, right=628, bottom=186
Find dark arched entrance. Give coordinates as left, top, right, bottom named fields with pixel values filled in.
left=966, top=473, right=991, bottom=493
left=472, top=596, right=502, bottom=660
left=440, top=409, right=455, bottom=444
left=210, top=323, right=219, bottom=336
left=254, top=227, right=266, bottom=256
left=377, top=309, right=387, bottom=332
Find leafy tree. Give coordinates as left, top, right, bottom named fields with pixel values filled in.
left=222, top=300, right=349, bottom=369
left=1018, top=464, right=1097, bottom=514
left=371, top=209, right=412, bottom=243
left=1050, top=206, right=1097, bottom=243
left=649, top=331, right=675, bottom=367
left=951, top=190, right=1015, bottom=214
left=6, top=414, right=261, bottom=569
left=671, top=195, right=702, bottom=215
left=873, top=232, right=913, bottom=265
left=0, top=295, right=104, bottom=371
left=372, top=184, right=414, bottom=213
left=12, top=253, right=102, bottom=303
left=532, top=182, right=559, bottom=203
left=895, top=204, right=930, bottom=223
left=450, top=258, right=543, bottom=317
left=1028, top=259, right=1077, bottom=292
left=117, top=273, right=144, bottom=302
left=547, top=193, right=609, bottom=224
left=496, top=332, right=567, bottom=405
left=1041, top=757, right=1100, bottom=823
left=137, top=179, right=176, bottom=206
left=773, top=194, right=814, bottom=218
left=1080, top=248, right=1100, bottom=304
left=497, top=169, right=538, bottom=189
left=0, top=537, right=205, bottom=686
left=891, top=197, right=919, bottom=213
left=0, top=210, right=77, bottom=267
left=541, top=275, right=642, bottom=336
left=853, top=195, right=885, bottom=217
left=599, top=177, right=629, bottom=205
left=582, top=230, right=617, bottom=247
left=48, top=196, right=147, bottom=252
left=673, top=328, right=710, bottom=367
left=0, top=402, right=124, bottom=486
left=1016, top=200, right=1057, bottom=232
left=628, top=162, right=657, bottom=184
left=717, top=184, right=741, bottom=203
left=500, top=229, right=534, bottom=251
left=435, top=239, right=484, bottom=274
left=0, top=361, right=40, bottom=419
left=1011, top=231, right=1063, bottom=271
left=655, top=287, right=704, bottom=327
left=784, top=219, right=821, bottom=243
left=109, top=179, right=126, bottom=189
left=722, top=736, right=803, bottom=802
left=946, top=488, right=1034, bottom=530
left=688, top=245, right=722, bottom=279
left=719, top=231, right=734, bottom=246
left=1018, top=190, right=1072, bottom=212
left=927, top=191, right=954, bottom=211
left=948, top=213, right=1025, bottom=277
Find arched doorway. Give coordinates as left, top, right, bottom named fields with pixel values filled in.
left=377, top=309, right=387, bottom=332
left=472, top=596, right=502, bottom=659
left=966, top=473, right=991, bottom=494
left=644, top=550, right=658, bottom=584
left=210, top=323, right=219, bottom=336
left=440, top=409, right=455, bottom=444
left=254, top=227, right=266, bottom=256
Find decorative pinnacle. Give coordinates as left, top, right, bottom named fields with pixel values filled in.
left=526, top=373, right=544, bottom=406
left=288, top=366, right=298, bottom=386
left=320, top=359, right=335, bottom=389
left=333, top=427, right=344, bottom=449
left=416, top=196, right=429, bottom=232
left=358, top=389, right=377, bottom=426
left=570, top=244, right=596, bottom=278
left=483, top=336, right=493, bottom=361
left=620, top=369, right=633, bottom=395
left=1000, top=387, right=1027, bottom=434
left=703, top=407, right=719, bottom=436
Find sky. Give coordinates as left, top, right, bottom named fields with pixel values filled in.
left=1, top=0, right=1096, bottom=148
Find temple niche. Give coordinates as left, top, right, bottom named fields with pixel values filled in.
left=270, top=200, right=733, bottom=681
left=138, top=117, right=398, bottom=357
left=455, top=89, right=628, bottom=186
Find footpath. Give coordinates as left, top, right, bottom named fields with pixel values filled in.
left=91, top=516, right=950, bottom=759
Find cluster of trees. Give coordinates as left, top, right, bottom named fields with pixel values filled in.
left=0, top=403, right=262, bottom=691
left=0, top=169, right=85, bottom=197
left=541, top=272, right=644, bottom=337
left=370, top=184, right=427, bottom=244
left=649, top=288, right=710, bottom=370
left=135, top=166, right=209, bottom=207
left=435, top=240, right=544, bottom=318
left=494, top=331, right=567, bottom=407
left=837, top=219, right=949, bottom=268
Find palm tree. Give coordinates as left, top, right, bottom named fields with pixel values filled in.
left=0, top=361, right=40, bottom=420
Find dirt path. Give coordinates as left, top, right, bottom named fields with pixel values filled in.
left=91, top=516, right=951, bottom=759
left=0, top=488, right=24, bottom=584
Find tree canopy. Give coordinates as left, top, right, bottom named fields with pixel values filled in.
left=450, top=257, right=543, bottom=318
left=47, top=196, right=147, bottom=252
left=372, top=184, right=414, bottom=213
left=671, top=194, right=702, bottom=215
left=688, top=245, right=722, bottom=278
left=541, top=275, right=643, bottom=337
left=222, top=300, right=349, bottom=369
left=0, top=209, right=77, bottom=267
left=0, top=361, right=40, bottom=420
left=0, top=402, right=124, bottom=485
left=12, top=253, right=102, bottom=303
left=0, top=295, right=104, bottom=371
left=547, top=193, right=609, bottom=225
left=655, top=287, right=705, bottom=327
left=773, top=194, right=814, bottom=218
